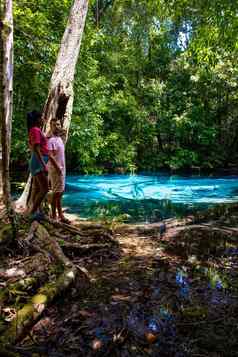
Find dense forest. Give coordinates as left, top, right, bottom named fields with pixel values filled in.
left=1, top=1, right=238, bottom=356
left=13, top=0, right=238, bottom=174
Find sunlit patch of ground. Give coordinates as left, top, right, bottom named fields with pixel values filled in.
left=2, top=204, right=237, bottom=355
left=13, top=213, right=237, bottom=357
left=118, top=234, right=158, bottom=258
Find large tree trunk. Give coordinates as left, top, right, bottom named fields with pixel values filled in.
left=42, top=0, right=89, bottom=137
left=0, top=0, right=14, bottom=213
left=16, top=0, right=89, bottom=210
left=0, top=3, right=4, bottom=199
left=0, top=148, right=2, bottom=199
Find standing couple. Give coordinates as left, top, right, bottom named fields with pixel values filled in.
left=27, top=110, right=70, bottom=223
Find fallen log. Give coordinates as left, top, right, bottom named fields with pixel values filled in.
left=0, top=265, right=78, bottom=345
left=0, top=222, right=89, bottom=347
left=0, top=276, right=41, bottom=306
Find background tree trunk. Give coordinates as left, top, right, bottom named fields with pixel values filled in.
left=17, top=0, right=89, bottom=209
left=0, top=148, right=2, bottom=199
left=0, top=0, right=13, bottom=210
left=0, top=3, right=4, bottom=199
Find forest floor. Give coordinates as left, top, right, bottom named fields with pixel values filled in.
left=1, top=204, right=238, bottom=356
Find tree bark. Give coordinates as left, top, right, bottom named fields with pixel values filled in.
left=0, top=2, right=3, bottom=199
left=43, top=0, right=89, bottom=135
left=0, top=0, right=16, bottom=234
left=0, top=0, right=13, bottom=205
left=16, top=0, right=89, bottom=210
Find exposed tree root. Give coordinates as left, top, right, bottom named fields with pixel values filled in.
left=114, top=216, right=197, bottom=236
left=47, top=218, right=113, bottom=240
left=0, top=347, right=20, bottom=357
left=0, top=207, right=7, bottom=220
left=114, top=203, right=238, bottom=237
left=59, top=241, right=112, bottom=255
left=165, top=222, right=238, bottom=259
left=0, top=224, right=13, bottom=247
left=187, top=223, right=238, bottom=238
left=0, top=221, right=89, bottom=348
left=1, top=201, right=238, bottom=354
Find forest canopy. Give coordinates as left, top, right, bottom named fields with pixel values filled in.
left=12, top=0, right=238, bottom=173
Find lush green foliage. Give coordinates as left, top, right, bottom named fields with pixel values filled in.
left=12, top=0, right=238, bottom=172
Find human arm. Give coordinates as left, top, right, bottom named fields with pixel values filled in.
left=33, top=144, right=48, bottom=172
left=48, top=150, right=62, bottom=175
left=29, top=127, right=48, bottom=172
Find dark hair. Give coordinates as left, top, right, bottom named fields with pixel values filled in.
left=27, top=110, right=42, bottom=132
left=50, top=118, right=62, bottom=125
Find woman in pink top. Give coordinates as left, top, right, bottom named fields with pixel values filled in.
left=47, top=118, right=70, bottom=223
left=27, top=111, right=59, bottom=221
left=27, top=111, right=49, bottom=220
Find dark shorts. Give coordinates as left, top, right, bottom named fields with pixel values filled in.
left=29, top=153, right=48, bottom=176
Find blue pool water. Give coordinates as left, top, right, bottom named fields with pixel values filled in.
left=63, top=174, right=238, bottom=223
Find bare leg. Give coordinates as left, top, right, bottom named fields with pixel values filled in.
left=31, top=176, right=42, bottom=212
left=56, top=192, right=70, bottom=223
left=25, top=176, right=39, bottom=214
left=29, top=172, right=48, bottom=214
left=56, top=192, right=63, bottom=219
left=51, top=192, right=58, bottom=219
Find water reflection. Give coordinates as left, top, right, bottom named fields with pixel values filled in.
left=63, top=174, right=238, bottom=222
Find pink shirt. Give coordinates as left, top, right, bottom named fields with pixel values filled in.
left=29, top=127, right=48, bottom=155
left=47, top=136, right=65, bottom=173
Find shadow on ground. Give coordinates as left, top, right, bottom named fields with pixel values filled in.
left=12, top=212, right=238, bottom=357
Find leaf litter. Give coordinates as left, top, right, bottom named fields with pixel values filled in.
left=2, top=209, right=238, bottom=356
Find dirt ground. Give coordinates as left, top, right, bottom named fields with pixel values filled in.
left=1, top=207, right=238, bottom=356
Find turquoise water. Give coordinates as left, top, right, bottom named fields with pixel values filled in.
left=63, top=174, right=238, bottom=223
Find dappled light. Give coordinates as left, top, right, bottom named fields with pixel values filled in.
left=1, top=207, right=235, bottom=356
left=1, top=0, right=238, bottom=355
